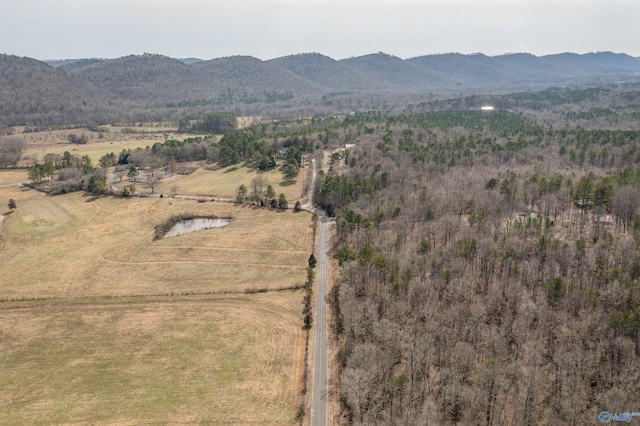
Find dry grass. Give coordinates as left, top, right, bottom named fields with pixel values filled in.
left=19, top=126, right=202, bottom=164
left=155, top=164, right=306, bottom=201
left=236, top=116, right=262, bottom=129
left=0, top=189, right=313, bottom=424
left=0, top=291, right=305, bottom=424
left=1, top=192, right=312, bottom=299
left=0, top=169, right=28, bottom=186
left=23, top=138, right=152, bottom=165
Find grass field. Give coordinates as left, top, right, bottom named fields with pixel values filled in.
left=1, top=192, right=312, bottom=298
left=0, top=291, right=304, bottom=424
left=0, top=169, right=28, bottom=186
left=0, top=188, right=313, bottom=424
left=16, top=125, right=203, bottom=165
left=24, top=138, right=153, bottom=166
left=155, top=164, right=307, bottom=201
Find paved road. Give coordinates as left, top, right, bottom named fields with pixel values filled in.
left=311, top=214, right=329, bottom=425
left=302, top=158, right=329, bottom=426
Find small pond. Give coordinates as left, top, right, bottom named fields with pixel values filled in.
left=163, top=218, right=232, bottom=238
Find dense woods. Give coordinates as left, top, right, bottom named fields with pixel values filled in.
left=307, top=109, right=640, bottom=424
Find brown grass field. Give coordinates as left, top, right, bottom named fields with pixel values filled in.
left=0, top=186, right=313, bottom=424
left=0, top=169, right=28, bottom=187
left=154, top=164, right=307, bottom=201
left=15, top=118, right=261, bottom=167
left=15, top=125, right=202, bottom=165
left=0, top=292, right=304, bottom=424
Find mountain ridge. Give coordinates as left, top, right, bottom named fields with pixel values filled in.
left=1, top=51, right=639, bottom=126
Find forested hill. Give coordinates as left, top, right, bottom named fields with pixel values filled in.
left=0, top=55, right=109, bottom=126
left=1, top=51, right=639, bottom=127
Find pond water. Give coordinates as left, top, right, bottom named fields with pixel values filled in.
left=163, top=218, right=232, bottom=238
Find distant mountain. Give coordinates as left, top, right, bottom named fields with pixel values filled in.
left=340, top=52, right=446, bottom=89
left=194, top=55, right=323, bottom=96
left=268, top=53, right=386, bottom=92
left=408, top=52, right=640, bottom=87
left=66, top=53, right=215, bottom=102
left=178, top=58, right=203, bottom=65
left=0, top=54, right=107, bottom=126
left=409, top=53, right=507, bottom=84
left=45, top=58, right=105, bottom=69
left=543, top=52, right=640, bottom=76
left=1, top=51, right=639, bottom=126
left=58, top=58, right=106, bottom=72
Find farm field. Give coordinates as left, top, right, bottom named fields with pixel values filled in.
left=19, top=128, right=198, bottom=164
left=0, top=291, right=305, bottom=424
left=0, top=169, right=27, bottom=187
left=154, top=163, right=306, bottom=201
left=0, top=188, right=313, bottom=424
left=24, top=138, right=152, bottom=166
left=16, top=125, right=204, bottom=165
left=0, top=191, right=313, bottom=299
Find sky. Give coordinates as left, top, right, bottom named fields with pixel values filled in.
left=0, top=0, right=639, bottom=61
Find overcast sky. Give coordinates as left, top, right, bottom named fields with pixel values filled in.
left=1, top=0, right=639, bottom=61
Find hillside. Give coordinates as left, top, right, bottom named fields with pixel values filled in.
left=194, top=55, right=323, bottom=98
left=268, top=53, right=385, bottom=92
left=67, top=53, right=214, bottom=103
left=1, top=51, right=639, bottom=127
left=0, top=54, right=108, bottom=127
left=340, top=52, right=447, bottom=89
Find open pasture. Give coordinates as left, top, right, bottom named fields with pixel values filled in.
left=155, top=163, right=306, bottom=201
left=24, top=137, right=152, bottom=165
left=0, top=291, right=305, bottom=424
left=0, top=189, right=312, bottom=424
left=0, top=169, right=28, bottom=187
left=18, top=125, right=202, bottom=165
left=0, top=192, right=313, bottom=299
